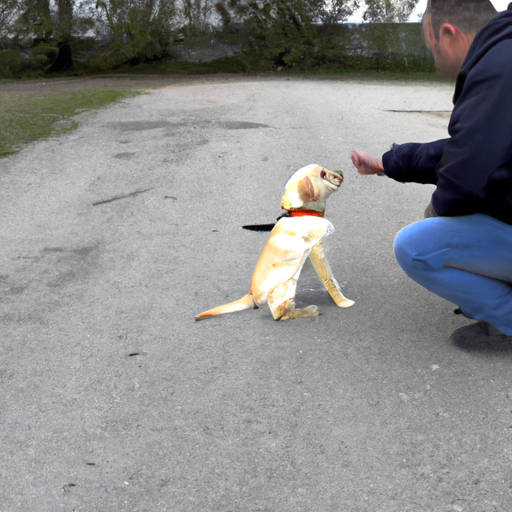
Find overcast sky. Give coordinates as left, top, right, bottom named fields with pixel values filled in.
left=345, top=0, right=426, bottom=23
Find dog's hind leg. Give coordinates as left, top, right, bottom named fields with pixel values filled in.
left=309, top=242, right=354, bottom=308
left=270, top=298, right=320, bottom=320
left=268, top=282, right=320, bottom=320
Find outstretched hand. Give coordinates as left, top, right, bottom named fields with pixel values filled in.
left=351, top=150, right=384, bottom=175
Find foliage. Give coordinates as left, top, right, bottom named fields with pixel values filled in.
left=357, top=21, right=428, bottom=57
left=14, top=0, right=54, bottom=41
left=0, top=0, right=19, bottom=43
left=182, top=0, right=216, bottom=34
left=0, top=49, right=23, bottom=77
left=0, top=0, right=431, bottom=76
left=363, top=0, right=419, bottom=23
left=54, top=0, right=74, bottom=40
left=238, top=0, right=419, bottom=71
left=316, top=22, right=432, bottom=70
left=0, top=42, right=58, bottom=77
left=113, top=53, right=247, bottom=73
left=93, top=0, right=178, bottom=65
left=240, top=0, right=320, bottom=71
left=215, top=0, right=359, bottom=71
left=214, top=0, right=358, bottom=28
left=304, top=0, right=358, bottom=24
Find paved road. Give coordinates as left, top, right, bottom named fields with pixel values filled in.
left=1, top=77, right=511, bottom=512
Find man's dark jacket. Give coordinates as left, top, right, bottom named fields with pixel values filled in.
left=382, top=6, right=512, bottom=224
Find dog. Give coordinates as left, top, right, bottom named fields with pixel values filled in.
left=195, top=164, right=354, bottom=321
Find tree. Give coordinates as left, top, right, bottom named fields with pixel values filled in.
left=304, top=0, right=358, bottom=24
left=55, top=0, right=74, bottom=40
left=363, top=0, right=419, bottom=23
left=15, top=0, right=54, bottom=41
left=0, top=0, right=19, bottom=40
left=240, top=0, right=314, bottom=69
left=182, top=0, right=216, bottom=33
left=232, top=0, right=360, bottom=70
left=94, top=0, right=178, bottom=63
left=214, top=0, right=358, bottom=27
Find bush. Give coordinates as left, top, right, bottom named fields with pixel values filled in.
left=241, top=1, right=320, bottom=71
left=94, top=0, right=176, bottom=68
left=0, top=50, right=24, bottom=78
left=32, top=43, right=58, bottom=61
left=0, top=44, right=58, bottom=78
left=27, top=53, right=50, bottom=70
left=79, top=51, right=125, bottom=73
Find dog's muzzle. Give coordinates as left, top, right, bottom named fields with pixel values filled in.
left=322, top=169, right=344, bottom=188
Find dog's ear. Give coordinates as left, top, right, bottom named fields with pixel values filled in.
left=298, top=176, right=320, bottom=203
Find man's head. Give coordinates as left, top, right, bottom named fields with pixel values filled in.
left=423, top=0, right=497, bottom=78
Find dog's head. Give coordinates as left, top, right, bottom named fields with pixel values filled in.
left=280, top=164, right=344, bottom=215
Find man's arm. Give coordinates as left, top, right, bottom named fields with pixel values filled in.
left=352, top=139, right=448, bottom=183
left=382, top=139, right=448, bottom=184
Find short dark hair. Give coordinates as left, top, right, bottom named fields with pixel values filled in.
left=426, top=0, right=497, bottom=37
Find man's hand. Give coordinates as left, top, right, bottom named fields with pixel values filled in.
left=351, top=150, right=384, bottom=175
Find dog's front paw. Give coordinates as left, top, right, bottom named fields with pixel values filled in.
left=336, top=298, right=355, bottom=308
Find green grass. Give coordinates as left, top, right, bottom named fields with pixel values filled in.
left=0, top=89, right=141, bottom=158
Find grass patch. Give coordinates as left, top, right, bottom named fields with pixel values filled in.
left=0, top=89, right=140, bottom=158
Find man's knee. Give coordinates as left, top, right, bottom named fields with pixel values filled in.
left=394, top=225, right=416, bottom=272
left=393, top=218, right=443, bottom=274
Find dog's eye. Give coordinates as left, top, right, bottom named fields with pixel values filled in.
left=320, top=169, right=326, bottom=179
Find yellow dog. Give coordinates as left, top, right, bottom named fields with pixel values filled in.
left=195, top=164, right=354, bottom=321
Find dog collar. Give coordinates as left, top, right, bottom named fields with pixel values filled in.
left=289, top=210, right=324, bottom=218
left=276, top=210, right=325, bottom=222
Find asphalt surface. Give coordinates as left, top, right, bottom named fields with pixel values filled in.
left=1, top=77, right=512, bottom=512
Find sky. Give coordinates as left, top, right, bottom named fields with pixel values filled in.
left=346, top=0, right=510, bottom=23
left=345, top=0, right=426, bottom=23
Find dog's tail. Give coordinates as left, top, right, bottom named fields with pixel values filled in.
left=195, top=293, right=256, bottom=321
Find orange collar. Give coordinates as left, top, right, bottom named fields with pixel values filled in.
left=289, top=210, right=324, bottom=218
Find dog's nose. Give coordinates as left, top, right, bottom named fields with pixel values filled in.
left=334, top=170, right=344, bottom=178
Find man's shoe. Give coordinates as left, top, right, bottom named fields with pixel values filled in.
left=451, top=320, right=512, bottom=351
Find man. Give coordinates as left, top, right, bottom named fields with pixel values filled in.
left=352, top=0, right=512, bottom=337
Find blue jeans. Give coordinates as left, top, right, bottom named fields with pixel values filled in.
left=394, top=214, right=512, bottom=335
